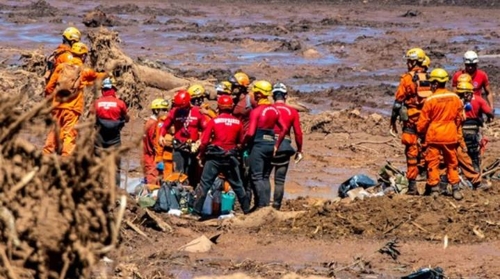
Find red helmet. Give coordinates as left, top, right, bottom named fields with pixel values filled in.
left=173, top=90, right=191, bottom=108
left=217, top=95, right=234, bottom=110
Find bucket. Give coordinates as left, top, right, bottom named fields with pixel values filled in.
left=221, top=191, right=236, bottom=215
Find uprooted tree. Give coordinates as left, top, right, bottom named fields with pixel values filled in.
left=0, top=93, right=125, bottom=279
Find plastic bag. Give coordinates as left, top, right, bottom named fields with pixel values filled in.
left=338, top=174, right=377, bottom=198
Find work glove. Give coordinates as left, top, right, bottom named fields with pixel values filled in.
left=242, top=149, right=249, bottom=159
left=294, top=152, right=304, bottom=164
left=191, top=140, right=201, bottom=153
left=156, top=161, right=164, bottom=171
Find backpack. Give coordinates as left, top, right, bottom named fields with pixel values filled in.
left=53, top=63, right=82, bottom=102
left=153, top=181, right=181, bottom=212
left=411, top=71, right=432, bottom=98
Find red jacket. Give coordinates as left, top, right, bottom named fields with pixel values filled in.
left=466, top=95, right=493, bottom=120
left=273, top=102, right=303, bottom=152
left=244, top=104, right=287, bottom=148
left=159, top=106, right=207, bottom=143
left=143, top=116, right=158, bottom=156
left=452, top=69, right=489, bottom=97
left=233, top=93, right=257, bottom=134
left=93, top=89, right=128, bottom=121
left=199, top=113, right=243, bottom=156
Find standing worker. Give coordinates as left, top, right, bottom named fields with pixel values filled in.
left=417, top=68, right=464, bottom=200
left=459, top=79, right=495, bottom=172
left=44, top=42, right=108, bottom=156
left=270, top=82, right=304, bottom=210
left=143, top=99, right=170, bottom=184
left=159, top=90, right=207, bottom=185
left=188, top=84, right=217, bottom=119
left=452, top=50, right=494, bottom=110
left=154, top=99, right=174, bottom=181
left=92, top=77, right=130, bottom=186
left=44, top=27, right=82, bottom=81
left=193, top=95, right=250, bottom=217
left=244, top=80, right=286, bottom=209
left=390, top=48, right=432, bottom=194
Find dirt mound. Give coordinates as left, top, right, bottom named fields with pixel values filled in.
left=270, top=185, right=500, bottom=244
left=0, top=94, right=124, bottom=278
left=301, top=109, right=387, bottom=136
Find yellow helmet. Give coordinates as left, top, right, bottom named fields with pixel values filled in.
left=428, top=68, right=449, bottom=83
left=151, top=98, right=170, bottom=110
left=422, top=56, right=431, bottom=68
left=252, top=80, right=273, bottom=96
left=457, top=73, right=472, bottom=83
left=215, top=81, right=232, bottom=95
left=187, top=84, right=206, bottom=98
left=230, top=72, right=250, bottom=87
left=405, top=48, right=426, bottom=62
left=456, top=81, right=474, bottom=94
left=62, top=27, right=81, bottom=42
left=70, top=42, right=89, bottom=55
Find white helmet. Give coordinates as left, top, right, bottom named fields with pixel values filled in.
left=463, top=50, right=479, bottom=64
left=272, top=82, right=287, bottom=94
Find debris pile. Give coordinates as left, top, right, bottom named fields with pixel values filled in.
left=0, top=93, right=124, bottom=279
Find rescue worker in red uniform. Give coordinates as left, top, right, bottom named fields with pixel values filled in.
left=159, top=90, right=207, bottom=186
left=452, top=50, right=494, bottom=109
left=44, top=27, right=81, bottom=81
left=459, top=80, right=494, bottom=172
left=417, top=68, right=464, bottom=200
left=92, top=77, right=129, bottom=187
left=390, top=47, right=431, bottom=194
left=143, top=99, right=170, bottom=184
left=270, top=82, right=304, bottom=210
left=229, top=72, right=258, bottom=202
left=193, top=95, right=250, bottom=216
left=244, top=80, right=287, bottom=209
left=455, top=82, right=489, bottom=188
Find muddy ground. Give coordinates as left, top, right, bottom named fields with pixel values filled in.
left=1, top=0, right=500, bottom=278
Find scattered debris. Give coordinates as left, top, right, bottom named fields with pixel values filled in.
left=179, top=235, right=214, bottom=253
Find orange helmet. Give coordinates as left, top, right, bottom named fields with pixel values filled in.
left=229, top=72, right=250, bottom=87
left=173, top=90, right=191, bottom=108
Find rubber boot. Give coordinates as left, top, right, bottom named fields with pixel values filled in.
left=407, top=180, right=417, bottom=195
left=452, top=184, right=463, bottom=200
left=425, top=184, right=440, bottom=197
left=239, top=194, right=251, bottom=214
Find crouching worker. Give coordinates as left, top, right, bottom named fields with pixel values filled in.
left=192, top=95, right=250, bottom=217
left=92, top=77, right=129, bottom=187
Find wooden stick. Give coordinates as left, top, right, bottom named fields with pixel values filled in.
left=144, top=209, right=173, bottom=233
left=125, top=220, right=148, bottom=239
left=411, top=221, right=429, bottom=233
left=0, top=246, right=19, bottom=279
left=8, top=167, right=39, bottom=196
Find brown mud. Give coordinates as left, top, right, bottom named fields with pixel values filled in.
left=1, top=0, right=500, bottom=278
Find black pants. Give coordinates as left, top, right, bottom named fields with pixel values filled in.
left=249, top=142, right=274, bottom=208
left=193, top=156, right=249, bottom=214
left=173, top=149, right=198, bottom=186
left=270, top=139, right=295, bottom=210
left=94, top=141, right=121, bottom=188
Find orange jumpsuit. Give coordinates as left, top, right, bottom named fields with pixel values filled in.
left=154, top=115, right=174, bottom=180
left=416, top=88, right=464, bottom=187
left=143, top=116, right=158, bottom=184
left=394, top=67, right=427, bottom=180
left=44, top=59, right=107, bottom=156
left=44, top=44, right=74, bottom=81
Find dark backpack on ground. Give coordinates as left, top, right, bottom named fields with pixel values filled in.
left=152, top=181, right=181, bottom=212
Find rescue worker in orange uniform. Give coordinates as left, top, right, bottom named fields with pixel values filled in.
left=244, top=80, right=287, bottom=209
left=154, top=98, right=174, bottom=181
left=416, top=68, right=464, bottom=200
left=44, top=27, right=82, bottom=81
left=44, top=42, right=108, bottom=156
left=158, top=90, right=208, bottom=186
left=193, top=95, right=250, bottom=217
left=454, top=81, right=485, bottom=189
left=92, top=77, right=130, bottom=187
left=270, top=82, right=304, bottom=210
left=143, top=99, right=170, bottom=184
left=390, top=48, right=432, bottom=194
